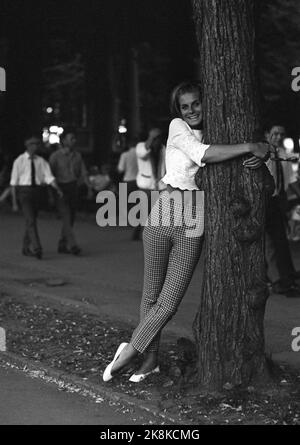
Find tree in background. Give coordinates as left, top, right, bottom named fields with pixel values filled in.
left=135, top=42, right=170, bottom=136
left=191, top=0, right=272, bottom=390
left=42, top=41, right=86, bottom=128
left=258, top=0, right=300, bottom=146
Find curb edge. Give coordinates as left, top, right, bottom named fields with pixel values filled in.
left=0, top=350, right=186, bottom=425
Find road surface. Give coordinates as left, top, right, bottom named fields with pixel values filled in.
left=0, top=363, right=156, bottom=425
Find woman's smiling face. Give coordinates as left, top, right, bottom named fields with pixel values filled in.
left=178, top=91, right=203, bottom=129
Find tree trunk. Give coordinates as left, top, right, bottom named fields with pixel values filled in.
left=3, top=16, right=43, bottom=155
left=191, top=0, right=271, bottom=390
left=85, top=33, right=112, bottom=165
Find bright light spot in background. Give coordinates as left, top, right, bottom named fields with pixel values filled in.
left=283, top=137, right=299, bottom=177
left=283, top=138, right=294, bottom=153
left=118, top=125, right=127, bottom=134
left=43, top=126, right=64, bottom=144
left=46, top=107, right=53, bottom=114
left=118, top=118, right=127, bottom=134
left=42, top=129, right=50, bottom=143
left=49, top=134, right=60, bottom=144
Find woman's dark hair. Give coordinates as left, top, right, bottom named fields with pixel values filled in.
left=170, top=81, right=202, bottom=118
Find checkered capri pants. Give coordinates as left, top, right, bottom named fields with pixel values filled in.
left=130, top=190, right=204, bottom=353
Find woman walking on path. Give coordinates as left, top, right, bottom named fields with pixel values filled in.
left=103, top=81, right=269, bottom=383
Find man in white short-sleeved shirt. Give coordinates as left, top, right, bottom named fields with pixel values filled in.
left=136, top=129, right=166, bottom=192
left=10, top=135, right=62, bottom=259
left=132, top=128, right=166, bottom=240
left=118, top=144, right=138, bottom=198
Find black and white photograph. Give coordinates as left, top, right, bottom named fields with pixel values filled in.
left=0, top=0, right=299, bottom=432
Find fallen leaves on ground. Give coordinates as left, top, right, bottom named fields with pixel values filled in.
left=0, top=293, right=299, bottom=425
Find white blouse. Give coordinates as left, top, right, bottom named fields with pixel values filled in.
left=162, top=118, right=210, bottom=190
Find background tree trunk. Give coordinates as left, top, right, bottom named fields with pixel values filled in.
left=191, top=0, right=272, bottom=390
left=129, top=48, right=141, bottom=141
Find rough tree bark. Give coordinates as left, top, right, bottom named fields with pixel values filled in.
left=191, top=0, right=272, bottom=390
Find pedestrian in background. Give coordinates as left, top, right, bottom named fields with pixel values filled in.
left=132, top=128, right=166, bottom=240
left=49, top=129, right=91, bottom=256
left=10, top=135, right=62, bottom=259
left=117, top=140, right=138, bottom=228
left=265, top=123, right=300, bottom=298
left=288, top=157, right=300, bottom=241
left=117, top=140, right=138, bottom=195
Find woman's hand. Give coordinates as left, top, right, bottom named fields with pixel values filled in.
left=243, top=156, right=265, bottom=169
left=249, top=142, right=270, bottom=160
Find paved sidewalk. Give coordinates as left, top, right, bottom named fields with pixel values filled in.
left=0, top=210, right=299, bottom=369
left=0, top=362, right=152, bottom=425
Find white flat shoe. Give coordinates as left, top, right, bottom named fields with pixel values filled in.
left=103, top=342, right=128, bottom=382
left=129, top=366, right=160, bottom=383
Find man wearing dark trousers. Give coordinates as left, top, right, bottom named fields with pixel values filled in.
left=49, top=129, right=91, bottom=255
left=265, top=124, right=300, bottom=298
left=10, top=135, right=62, bottom=259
